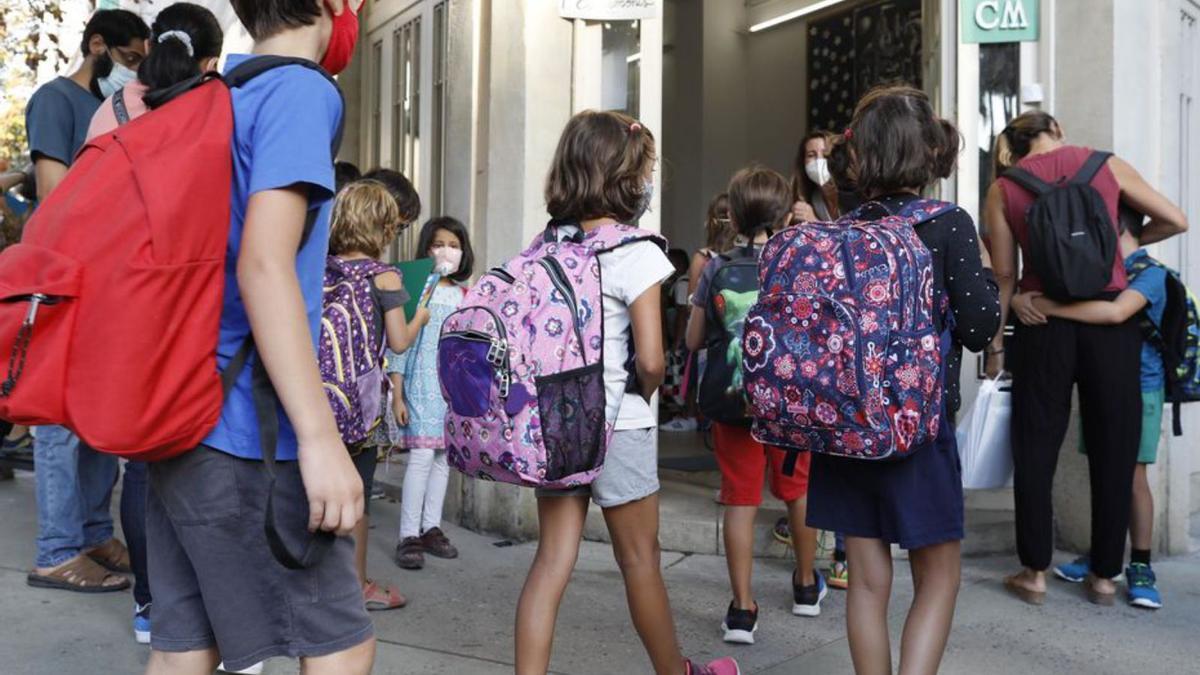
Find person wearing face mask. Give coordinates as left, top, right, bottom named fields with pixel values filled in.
left=21, top=9, right=148, bottom=601
left=391, top=217, right=475, bottom=571
left=26, top=9, right=149, bottom=202
left=789, top=130, right=841, bottom=223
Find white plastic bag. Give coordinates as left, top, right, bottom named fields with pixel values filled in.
left=956, top=377, right=1014, bottom=489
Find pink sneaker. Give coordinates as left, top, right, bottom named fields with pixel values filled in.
left=686, top=657, right=741, bottom=675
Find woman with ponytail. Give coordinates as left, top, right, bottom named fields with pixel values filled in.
left=808, top=84, right=1000, bottom=675
left=81, top=2, right=223, bottom=648
left=86, top=2, right=223, bottom=140
left=986, top=111, right=1188, bottom=607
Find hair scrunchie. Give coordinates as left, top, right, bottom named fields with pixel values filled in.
left=157, top=30, right=194, bottom=57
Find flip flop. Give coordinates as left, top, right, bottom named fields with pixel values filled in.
left=27, top=555, right=131, bottom=594
left=1003, top=575, right=1045, bottom=605
left=86, top=538, right=131, bottom=574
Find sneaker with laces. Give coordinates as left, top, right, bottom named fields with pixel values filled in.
left=793, top=569, right=827, bottom=617
left=1126, top=563, right=1162, bottom=609
left=659, top=417, right=699, bottom=432
left=721, top=602, right=758, bottom=644
left=133, top=602, right=151, bottom=645
left=686, top=656, right=741, bottom=675
left=827, top=560, right=849, bottom=590
left=1053, top=556, right=1090, bottom=583
left=421, top=527, right=459, bottom=559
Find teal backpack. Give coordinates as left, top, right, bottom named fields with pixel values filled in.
left=1127, top=254, right=1200, bottom=435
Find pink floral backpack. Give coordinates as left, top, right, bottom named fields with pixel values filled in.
left=743, top=199, right=953, bottom=469
left=438, top=221, right=665, bottom=488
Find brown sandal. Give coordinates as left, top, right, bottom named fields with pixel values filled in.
left=1084, top=575, right=1116, bottom=606
left=86, top=538, right=131, bottom=574
left=1004, top=575, right=1046, bottom=606
left=27, top=554, right=131, bottom=593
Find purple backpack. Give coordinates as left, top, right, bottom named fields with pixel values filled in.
left=319, top=256, right=394, bottom=445
left=743, top=199, right=953, bottom=466
left=438, top=222, right=666, bottom=489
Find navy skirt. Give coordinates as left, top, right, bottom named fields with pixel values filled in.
left=806, top=408, right=964, bottom=550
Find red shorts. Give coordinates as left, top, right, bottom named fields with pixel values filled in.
left=712, top=422, right=810, bottom=506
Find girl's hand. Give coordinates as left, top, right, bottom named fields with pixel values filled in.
left=792, top=200, right=817, bottom=224
left=393, top=397, right=409, bottom=427
left=984, top=350, right=1005, bottom=379
left=1011, top=292, right=1047, bottom=326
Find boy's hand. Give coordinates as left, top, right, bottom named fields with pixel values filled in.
left=393, top=397, right=409, bottom=426
left=1011, top=292, right=1047, bottom=326
left=792, top=200, right=817, bottom=224
left=298, top=432, right=364, bottom=536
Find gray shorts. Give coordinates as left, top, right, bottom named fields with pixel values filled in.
left=146, top=446, right=373, bottom=671
left=536, top=427, right=660, bottom=508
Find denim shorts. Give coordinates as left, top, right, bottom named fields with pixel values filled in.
left=146, top=446, right=372, bottom=671
left=536, top=427, right=660, bottom=508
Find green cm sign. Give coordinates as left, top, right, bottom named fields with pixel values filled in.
left=961, top=0, right=1039, bottom=43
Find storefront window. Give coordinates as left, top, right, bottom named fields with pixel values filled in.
left=602, top=21, right=640, bottom=118
left=392, top=17, right=422, bottom=260
left=432, top=1, right=449, bottom=215
left=370, top=40, right=383, bottom=169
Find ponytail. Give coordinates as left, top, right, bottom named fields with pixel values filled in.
left=994, top=110, right=1059, bottom=179
left=138, top=2, right=223, bottom=109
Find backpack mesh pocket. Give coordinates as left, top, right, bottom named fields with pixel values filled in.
left=536, top=363, right=607, bottom=480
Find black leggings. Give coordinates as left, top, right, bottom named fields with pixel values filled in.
left=1010, top=317, right=1141, bottom=579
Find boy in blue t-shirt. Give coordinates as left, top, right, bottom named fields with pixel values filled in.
left=144, top=2, right=376, bottom=674
left=1013, top=226, right=1167, bottom=611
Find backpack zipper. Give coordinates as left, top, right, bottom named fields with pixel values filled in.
left=538, top=257, right=587, bottom=361
left=489, top=267, right=516, bottom=284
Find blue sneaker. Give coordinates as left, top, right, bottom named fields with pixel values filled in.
left=1053, top=556, right=1090, bottom=583
left=133, top=603, right=151, bottom=644
left=793, top=569, right=827, bottom=617
left=1126, top=563, right=1162, bottom=609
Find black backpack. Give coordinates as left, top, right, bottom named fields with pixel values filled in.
left=1004, top=151, right=1118, bottom=300
left=698, top=246, right=760, bottom=425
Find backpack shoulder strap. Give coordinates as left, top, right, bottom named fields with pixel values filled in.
left=112, top=87, right=131, bottom=126
left=587, top=224, right=668, bottom=254
left=223, top=56, right=346, bottom=160
left=1002, top=167, right=1054, bottom=197
left=1071, top=151, right=1114, bottom=185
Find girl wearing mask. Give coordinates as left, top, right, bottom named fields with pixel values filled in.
left=393, top=217, right=475, bottom=571
left=790, top=131, right=840, bottom=221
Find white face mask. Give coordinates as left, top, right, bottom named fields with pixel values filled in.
left=431, top=246, right=463, bottom=275
left=633, top=179, right=654, bottom=222
left=805, top=158, right=831, bottom=187
left=98, top=62, right=137, bottom=99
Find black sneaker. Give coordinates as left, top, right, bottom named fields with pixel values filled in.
left=793, top=569, right=828, bottom=617
left=721, top=601, right=758, bottom=644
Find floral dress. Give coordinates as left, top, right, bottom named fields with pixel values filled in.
left=388, top=283, right=465, bottom=449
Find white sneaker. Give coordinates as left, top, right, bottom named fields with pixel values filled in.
left=659, top=417, right=698, bottom=432
left=217, top=663, right=264, bottom=675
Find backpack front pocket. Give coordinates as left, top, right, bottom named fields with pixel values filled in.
left=439, top=331, right=502, bottom=417
left=536, top=362, right=606, bottom=481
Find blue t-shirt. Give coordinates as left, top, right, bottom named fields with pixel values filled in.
left=203, top=55, right=343, bottom=461
left=1125, top=249, right=1169, bottom=392
left=26, top=77, right=101, bottom=167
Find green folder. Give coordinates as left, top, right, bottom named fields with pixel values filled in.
left=395, top=257, right=435, bottom=321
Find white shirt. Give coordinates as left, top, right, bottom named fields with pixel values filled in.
left=560, top=227, right=675, bottom=430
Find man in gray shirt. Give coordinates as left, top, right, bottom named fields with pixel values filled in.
left=23, top=8, right=148, bottom=595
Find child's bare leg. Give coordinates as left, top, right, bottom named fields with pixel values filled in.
left=604, top=493, right=686, bottom=675
left=1129, top=464, right=1153, bottom=551
left=845, top=536, right=893, bottom=675
left=899, top=540, right=961, bottom=675
left=301, top=636, right=376, bottom=675
left=723, top=505, right=758, bottom=609
left=514, top=496, right=588, bottom=675
left=786, top=497, right=817, bottom=585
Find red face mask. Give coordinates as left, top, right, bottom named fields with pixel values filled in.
left=320, top=1, right=359, bottom=76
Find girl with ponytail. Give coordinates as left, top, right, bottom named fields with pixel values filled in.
left=86, top=2, right=223, bottom=140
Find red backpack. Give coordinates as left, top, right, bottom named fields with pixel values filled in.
left=0, top=58, right=339, bottom=462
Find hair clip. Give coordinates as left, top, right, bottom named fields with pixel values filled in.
left=630, top=122, right=642, bottom=133
left=843, top=128, right=854, bottom=140
left=157, top=30, right=194, bottom=57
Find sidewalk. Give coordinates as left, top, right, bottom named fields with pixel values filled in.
left=1, top=468, right=1197, bottom=674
